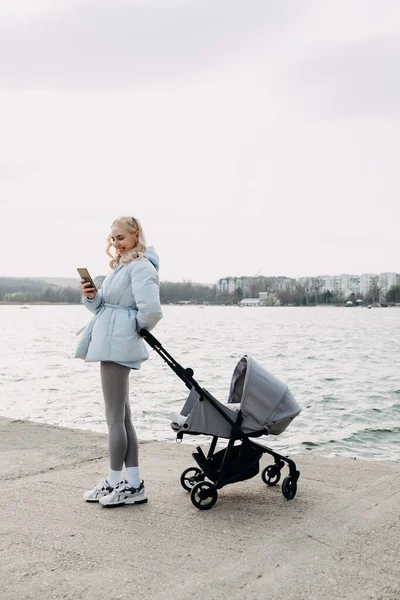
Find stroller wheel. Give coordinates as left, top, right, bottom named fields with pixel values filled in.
left=190, top=481, right=218, bottom=510
left=180, top=467, right=204, bottom=492
left=261, top=465, right=281, bottom=486
left=282, top=476, right=297, bottom=500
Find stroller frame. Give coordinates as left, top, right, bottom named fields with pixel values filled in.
left=141, top=329, right=300, bottom=510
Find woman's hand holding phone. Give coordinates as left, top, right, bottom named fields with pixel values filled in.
left=80, top=280, right=96, bottom=299
left=77, top=268, right=97, bottom=300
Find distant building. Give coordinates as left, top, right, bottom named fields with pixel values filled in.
left=239, top=298, right=260, bottom=307
left=340, top=274, right=361, bottom=298
left=318, top=274, right=362, bottom=299
left=219, top=271, right=400, bottom=302
left=218, top=277, right=245, bottom=294
left=317, top=272, right=399, bottom=300
left=380, top=272, right=397, bottom=298
left=359, top=273, right=379, bottom=297
left=218, top=275, right=295, bottom=295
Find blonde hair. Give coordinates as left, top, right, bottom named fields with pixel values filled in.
left=106, top=216, right=147, bottom=269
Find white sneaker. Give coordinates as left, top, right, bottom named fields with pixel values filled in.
left=99, top=480, right=147, bottom=508
left=83, top=479, right=114, bottom=502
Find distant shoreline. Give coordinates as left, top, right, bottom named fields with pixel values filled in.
left=0, top=302, right=84, bottom=306
left=1, top=301, right=399, bottom=308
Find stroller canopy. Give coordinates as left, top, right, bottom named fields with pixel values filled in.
left=180, top=355, right=301, bottom=438
left=227, top=355, right=301, bottom=435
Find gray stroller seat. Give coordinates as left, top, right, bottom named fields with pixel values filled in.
left=175, top=355, right=301, bottom=438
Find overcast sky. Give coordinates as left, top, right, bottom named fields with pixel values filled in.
left=1, top=0, right=399, bottom=283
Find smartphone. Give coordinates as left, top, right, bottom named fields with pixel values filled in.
left=77, top=268, right=97, bottom=292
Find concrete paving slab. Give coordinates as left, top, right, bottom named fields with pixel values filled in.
left=0, top=417, right=399, bottom=600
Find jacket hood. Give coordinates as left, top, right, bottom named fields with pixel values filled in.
left=144, top=246, right=159, bottom=272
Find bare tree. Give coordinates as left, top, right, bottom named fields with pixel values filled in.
left=365, top=277, right=382, bottom=305
left=310, top=277, right=325, bottom=304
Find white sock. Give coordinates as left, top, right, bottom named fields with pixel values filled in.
left=107, top=469, right=122, bottom=488
left=126, top=466, right=141, bottom=489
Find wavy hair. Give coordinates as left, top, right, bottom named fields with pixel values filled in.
left=106, top=216, right=147, bottom=269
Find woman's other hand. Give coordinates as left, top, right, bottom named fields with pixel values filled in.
left=80, top=280, right=96, bottom=299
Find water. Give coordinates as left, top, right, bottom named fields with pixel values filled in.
left=0, top=305, right=399, bottom=462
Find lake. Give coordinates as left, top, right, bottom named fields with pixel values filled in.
left=0, top=304, right=399, bottom=462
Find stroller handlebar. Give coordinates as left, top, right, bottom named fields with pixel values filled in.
left=139, top=328, right=160, bottom=349
left=139, top=328, right=194, bottom=389
left=139, top=328, right=242, bottom=432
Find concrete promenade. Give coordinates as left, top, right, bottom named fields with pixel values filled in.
left=0, top=416, right=399, bottom=600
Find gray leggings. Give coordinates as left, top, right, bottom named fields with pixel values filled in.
left=100, top=361, right=139, bottom=471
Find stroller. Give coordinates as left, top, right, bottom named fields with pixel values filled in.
left=141, top=329, right=302, bottom=510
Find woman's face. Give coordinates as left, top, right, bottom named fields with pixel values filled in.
left=110, top=225, right=138, bottom=256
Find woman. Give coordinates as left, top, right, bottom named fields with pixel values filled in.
left=76, top=216, right=163, bottom=508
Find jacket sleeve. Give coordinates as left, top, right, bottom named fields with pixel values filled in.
left=82, top=289, right=103, bottom=314
left=131, top=260, right=163, bottom=332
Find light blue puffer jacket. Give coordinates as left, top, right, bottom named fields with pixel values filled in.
left=75, top=247, right=163, bottom=363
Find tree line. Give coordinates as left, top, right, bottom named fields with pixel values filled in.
left=0, top=278, right=82, bottom=304
left=1, top=276, right=399, bottom=305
